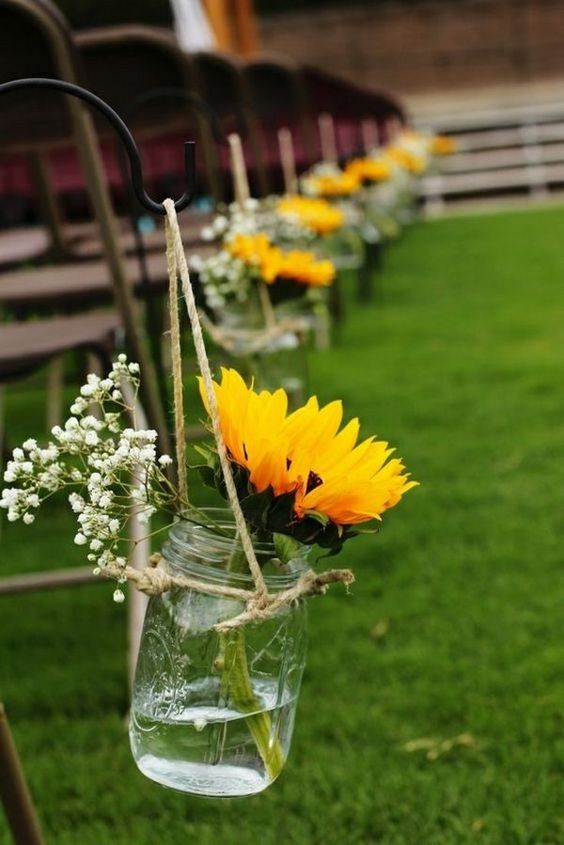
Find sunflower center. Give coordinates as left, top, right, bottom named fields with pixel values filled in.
left=306, top=470, right=323, bottom=494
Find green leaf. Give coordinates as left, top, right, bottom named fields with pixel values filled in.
left=195, top=464, right=218, bottom=490
left=240, top=488, right=274, bottom=529
left=192, top=443, right=215, bottom=464
left=304, top=509, right=330, bottom=527
left=273, top=533, right=303, bottom=564
left=266, top=491, right=296, bottom=533
left=290, top=516, right=325, bottom=545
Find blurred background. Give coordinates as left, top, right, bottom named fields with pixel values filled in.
left=54, top=0, right=564, bottom=114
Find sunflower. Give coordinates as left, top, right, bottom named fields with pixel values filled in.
left=301, top=170, right=361, bottom=198
left=430, top=134, right=457, bottom=156
left=345, top=157, right=392, bottom=184
left=277, top=195, right=345, bottom=236
left=277, top=250, right=335, bottom=287
left=198, top=369, right=417, bottom=539
left=227, top=233, right=276, bottom=273
left=226, top=232, right=335, bottom=288
left=385, top=147, right=426, bottom=175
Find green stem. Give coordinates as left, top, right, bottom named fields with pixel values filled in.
left=220, top=630, right=285, bottom=782
left=213, top=533, right=285, bottom=782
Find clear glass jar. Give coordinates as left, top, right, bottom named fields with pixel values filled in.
left=212, top=299, right=310, bottom=408
left=129, top=510, right=309, bottom=797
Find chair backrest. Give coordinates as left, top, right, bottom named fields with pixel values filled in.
left=76, top=24, right=222, bottom=201
left=300, top=64, right=406, bottom=154
left=0, top=0, right=78, bottom=152
left=242, top=53, right=318, bottom=192
left=0, top=0, right=171, bottom=452
left=243, top=52, right=407, bottom=179
left=191, top=49, right=268, bottom=197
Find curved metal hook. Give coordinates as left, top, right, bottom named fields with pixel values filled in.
left=0, top=77, right=196, bottom=215
left=122, top=87, right=244, bottom=148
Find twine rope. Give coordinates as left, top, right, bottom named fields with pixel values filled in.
left=165, top=216, right=187, bottom=503
left=104, top=554, right=354, bottom=633
left=113, top=198, right=354, bottom=629
left=163, top=198, right=269, bottom=606
left=199, top=311, right=311, bottom=355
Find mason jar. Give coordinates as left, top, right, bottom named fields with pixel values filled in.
left=129, top=510, right=309, bottom=797
left=212, top=300, right=310, bottom=408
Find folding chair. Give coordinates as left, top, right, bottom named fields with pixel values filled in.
left=76, top=24, right=224, bottom=205
left=0, top=0, right=170, bottom=451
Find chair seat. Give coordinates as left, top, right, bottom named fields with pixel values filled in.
left=0, top=244, right=216, bottom=310
left=0, top=311, right=121, bottom=381
left=0, top=213, right=213, bottom=269
left=67, top=212, right=213, bottom=260
left=0, top=227, right=51, bottom=268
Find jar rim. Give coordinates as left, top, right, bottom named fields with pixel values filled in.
left=162, top=508, right=310, bottom=590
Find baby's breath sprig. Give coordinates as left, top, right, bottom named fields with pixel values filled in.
left=0, top=355, right=178, bottom=590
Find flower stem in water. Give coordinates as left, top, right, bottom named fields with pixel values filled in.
left=220, top=629, right=285, bottom=781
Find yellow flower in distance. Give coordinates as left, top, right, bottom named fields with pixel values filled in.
left=277, top=250, right=335, bottom=287
left=227, top=232, right=335, bottom=287
left=302, top=170, right=361, bottom=197
left=227, top=232, right=275, bottom=269
left=345, top=157, right=392, bottom=184
left=430, top=134, right=457, bottom=155
left=199, top=368, right=417, bottom=528
left=385, top=147, right=426, bottom=174
left=277, top=195, right=344, bottom=235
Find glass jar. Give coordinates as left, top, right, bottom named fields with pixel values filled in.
left=212, top=299, right=310, bottom=408
left=129, top=510, right=309, bottom=797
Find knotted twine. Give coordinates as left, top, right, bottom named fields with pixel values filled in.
left=103, top=198, right=354, bottom=631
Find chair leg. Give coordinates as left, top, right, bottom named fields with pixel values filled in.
left=128, top=478, right=150, bottom=691
left=119, top=374, right=150, bottom=690
left=28, top=152, right=71, bottom=262
left=0, top=704, right=46, bottom=845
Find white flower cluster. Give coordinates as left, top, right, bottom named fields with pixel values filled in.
left=190, top=248, right=251, bottom=311
left=0, top=355, right=176, bottom=583
left=221, top=197, right=312, bottom=245
left=192, top=198, right=314, bottom=314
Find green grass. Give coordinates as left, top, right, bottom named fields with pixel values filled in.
left=3, top=205, right=564, bottom=843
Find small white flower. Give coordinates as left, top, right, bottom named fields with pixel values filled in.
left=113, top=588, right=125, bottom=603
left=23, top=513, right=35, bottom=525
left=74, top=533, right=87, bottom=546
left=158, top=455, right=173, bottom=467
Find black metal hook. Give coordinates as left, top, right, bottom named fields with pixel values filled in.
left=122, top=87, right=243, bottom=148
left=0, top=77, right=196, bottom=215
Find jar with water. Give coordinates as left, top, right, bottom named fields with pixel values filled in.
left=129, top=510, right=309, bottom=797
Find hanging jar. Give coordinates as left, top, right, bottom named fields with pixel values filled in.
left=210, top=294, right=310, bottom=408
left=129, top=509, right=309, bottom=797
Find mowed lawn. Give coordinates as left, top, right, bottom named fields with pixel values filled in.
left=3, top=205, right=564, bottom=844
